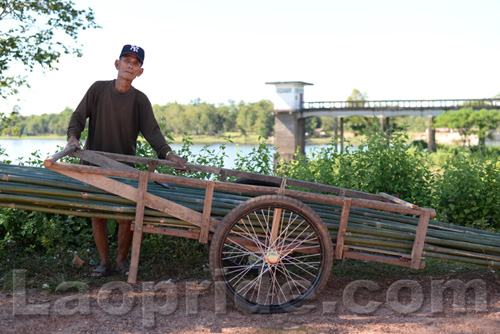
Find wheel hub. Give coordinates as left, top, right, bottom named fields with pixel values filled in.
left=265, top=251, right=280, bottom=265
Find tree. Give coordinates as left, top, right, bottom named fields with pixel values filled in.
left=434, top=108, right=500, bottom=147
left=0, top=106, right=23, bottom=136
left=0, top=0, right=100, bottom=98
left=253, top=100, right=274, bottom=137
left=434, top=109, right=475, bottom=146
left=345, top=89, right=378, bottom=134
left=305, top=117, right=321, bottom=136
left=470, top=109, right=500, bottom=146
left=346, top=88, right=368, bottom=108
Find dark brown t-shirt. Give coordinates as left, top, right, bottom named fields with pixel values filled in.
left=67, top=80, right=171, bottom=158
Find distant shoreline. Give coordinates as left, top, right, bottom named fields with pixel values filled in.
left=3, top=132, right=494, bottom=147
left=0, top=134, right=338, bottom=146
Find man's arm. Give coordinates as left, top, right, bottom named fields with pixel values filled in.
left=136, top=93, right=187, bottom=169
left=66, top=82, right=100, bottom=149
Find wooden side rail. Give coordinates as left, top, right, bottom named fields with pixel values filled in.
left=44, top=149, right=435, bottom=279
left=46, top=149, right=395, bottom=202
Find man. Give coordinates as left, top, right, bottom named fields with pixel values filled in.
left=66, top=44, right=186, bottom=277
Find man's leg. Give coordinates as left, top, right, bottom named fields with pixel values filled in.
left=90, top=218, right=113, bottom=277
left=92, top=217, right=111, bottom=266
left=116, top=220, right=133, bottom=269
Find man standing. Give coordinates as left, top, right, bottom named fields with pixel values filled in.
left=66, top=44, right=186, bottom=277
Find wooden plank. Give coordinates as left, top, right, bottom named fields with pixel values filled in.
left=45, top=161, right=142, bottom=179
left=223, top=235, right=320, bottom=254
left=48, top=149, right=440, bottom=205
left=410, top=209, right=432, bottom=269
left=140, top=225, right=201, bottom=240
left=128, top=171, right=149, bottom=284
left=54, top=149, right=385, bottom=200
left=199, top=181, right=214, bottom=243
left=74, top=150, right=137, bottom=172
left=46, top=160, right=437, bottom=219
left=379, top=192, right=419, bottom=209
left=147, top=160, right=158, bottom=173
left=346, top=245, right=411, bottom=258
left=47, top=161, right=208, bottom=189
left=142, top=191, right=218, bottom=232
left=270, top=208, right=283, bottom=246
left=50, top=168, right=219, bottom=232
left=47, top=160, right=434, bottom=218
left=335, top=198, right=352, bottom=259
left=344, top=251, right=426, bottom=269
left=219, top=170, right=227, bottom=182
left=45, top=145, right=78, bottom=165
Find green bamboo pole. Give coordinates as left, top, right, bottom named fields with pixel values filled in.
left=1, top=162, right=500, bottom=269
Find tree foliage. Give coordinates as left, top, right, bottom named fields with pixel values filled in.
left=433, top=150, right=500, bottom=230
left=346, top=88, right=368, bottom=108
left=0, top=100, right=275, bottom=137
left=153, top=100, right=274, bottom=137
left=434, top=108, right=500, bottom=146
left=345, top=88, right=378, bottom=134
left=0, top=0, right=100, bottom=98
left=279, top=130, right=435, bottom=208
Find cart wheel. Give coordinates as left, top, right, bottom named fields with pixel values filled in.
left=209, top=195, right=333, bottom=313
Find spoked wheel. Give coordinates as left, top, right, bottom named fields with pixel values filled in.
left=209, top=195, right=333, bottom=313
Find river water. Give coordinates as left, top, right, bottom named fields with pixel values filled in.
left=0, top=138, right=327, bottom=169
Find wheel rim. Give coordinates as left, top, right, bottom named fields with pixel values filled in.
left=219, top=204, right=326, bottom=309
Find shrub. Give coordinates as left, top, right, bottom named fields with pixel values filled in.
left=279, top=130, right=435, bottom=207
left=433, top=149, right=500, bottom=230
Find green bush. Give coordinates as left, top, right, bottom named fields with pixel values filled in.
left=0, top=210, right=94, bottom=254
left=234, top=135, right=276, bottom=176
left=433, top=149, right=500, bottom=230
left=279, top=130, right=435, bottom=207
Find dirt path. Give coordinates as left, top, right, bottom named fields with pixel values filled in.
left=1, top=271, right=499, bottom=333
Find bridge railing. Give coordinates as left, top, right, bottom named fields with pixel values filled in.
left=303, top=98, right=500, bottom=110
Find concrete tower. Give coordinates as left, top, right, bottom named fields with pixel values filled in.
left=266, top=81, right=313, bottom=162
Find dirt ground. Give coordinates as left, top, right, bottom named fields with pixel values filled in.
left=1, top=270, right=499, bottom=334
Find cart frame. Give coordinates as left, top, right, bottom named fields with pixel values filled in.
left=44, top=146, right=436, bottom=311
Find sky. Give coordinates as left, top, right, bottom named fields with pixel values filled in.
left=3, top=0, right=500, bottom=116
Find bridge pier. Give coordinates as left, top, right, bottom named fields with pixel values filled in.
left=379, top=116, right=390, bottom=133
left=428, top=115, right=436, bottom=151
left=333, top=117, right=345, bottom=151
left=274, top=111, right=306, bottom=161
left=266, top=81, right=312, bottom=163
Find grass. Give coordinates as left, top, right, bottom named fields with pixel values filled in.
left=331, top=257, right=492, bottom=281
left=1, top=237, right=493, bottom=293
left=0, top=235, right=212, bottom=292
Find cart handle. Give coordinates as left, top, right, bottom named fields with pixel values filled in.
left=45, top=145, right=79, bottom=167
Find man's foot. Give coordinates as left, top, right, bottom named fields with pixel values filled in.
left=117, top=262, right=130, bottom=277
left=91, top=264, right=112, bottom=278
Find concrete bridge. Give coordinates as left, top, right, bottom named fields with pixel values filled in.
left=267, top=81, right=500, bottom=161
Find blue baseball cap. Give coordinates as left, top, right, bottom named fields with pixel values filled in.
left=120, top=44, right=145, bottom=64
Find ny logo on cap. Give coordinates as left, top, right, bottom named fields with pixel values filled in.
left=130, top=45, right=140, bottom=52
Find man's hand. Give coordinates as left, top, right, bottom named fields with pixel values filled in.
left=167, top=152, right=187, bottom=171
left=66, top=135, right=81, bottom=150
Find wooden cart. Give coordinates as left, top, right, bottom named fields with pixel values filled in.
left=43, top=146, right=436, bottom=313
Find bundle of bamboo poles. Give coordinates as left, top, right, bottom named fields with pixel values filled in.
left=0, top=162, right=499, bottom=268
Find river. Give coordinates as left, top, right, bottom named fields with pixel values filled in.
left=0, top=138, right=328, bottom=169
